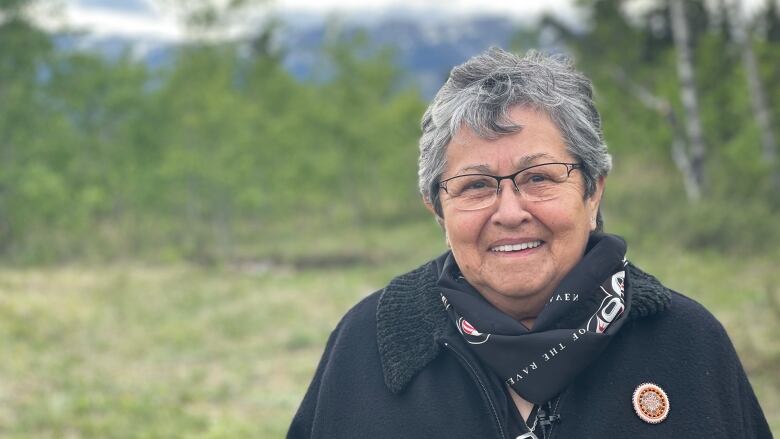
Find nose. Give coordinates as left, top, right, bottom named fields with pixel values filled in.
left=491, top=179, right=532, bottom=227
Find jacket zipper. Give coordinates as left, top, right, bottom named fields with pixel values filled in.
left=544, top=389, right=566, bottom=439
left=443, top=341, right=507, bottom=439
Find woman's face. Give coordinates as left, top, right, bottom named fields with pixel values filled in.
left=434, top=106, right=604, bottom=324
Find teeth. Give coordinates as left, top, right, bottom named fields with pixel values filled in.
left=491, top=241, right=542, bottom=252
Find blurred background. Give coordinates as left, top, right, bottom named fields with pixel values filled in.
left=0, top=0, right=778, bottom=436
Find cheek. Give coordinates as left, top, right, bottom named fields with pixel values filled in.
left=539, top=201, right=591, bottom=237
left=444, top=213, right=481, bottom=245
left=442, top=211, right=489, bottom=261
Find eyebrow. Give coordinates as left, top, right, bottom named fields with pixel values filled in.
left=456, top=153, right=556, bottom=175
left=458, top=164, right=492, bottom=173
left=516, top=152, right=555, bottom=168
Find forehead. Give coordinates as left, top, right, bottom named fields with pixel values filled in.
left=445, top=106, right=570, bottom=174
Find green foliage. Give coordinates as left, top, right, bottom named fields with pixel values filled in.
left=540, top=0, right=780, bottom=246
left=0, top=18, right=427, bottom=263
left=0, top=0, right=777, bottom=267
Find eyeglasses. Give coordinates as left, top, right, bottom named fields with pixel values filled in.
left=438, top=162, right=582, bottom=211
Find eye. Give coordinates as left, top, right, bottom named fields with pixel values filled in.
left=528, top=173, right=550, bottom=183
left=518, top=164, right=569, bottom=186
left=464, top=179, right=490, bottom=190
left=519, top=172, right=554, bottom=185
left=448, top=175, right=496, bottom=197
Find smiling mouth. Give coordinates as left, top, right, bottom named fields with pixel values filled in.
left=490, top=241, right=543, bottom=252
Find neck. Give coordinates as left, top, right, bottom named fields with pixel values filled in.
left=475, top=286, right=550, bottom=329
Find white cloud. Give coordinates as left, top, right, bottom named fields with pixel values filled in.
left=36, top=0, right=184, bottom=41
left=269, top=0, right=578, bottom=23
left=35, top=0, right=771, bottom=41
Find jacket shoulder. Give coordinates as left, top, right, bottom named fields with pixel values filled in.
left=627, top=264, right=734, bottom=349
left=287, top=290, right=387, bottom=439
left=335, top=289, right=383, bottom=334
left=667, top=290, right=730, bottom=333
left=334, top=259, right=440, bottom=335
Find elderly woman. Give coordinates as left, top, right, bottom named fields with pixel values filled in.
left=288, top=48, right=771, bottom=438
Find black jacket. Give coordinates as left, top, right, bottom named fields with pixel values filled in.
left=288, top=260, right=772, bottom=438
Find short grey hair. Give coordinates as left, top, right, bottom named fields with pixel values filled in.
left=418, top=47, right=612, bottom=226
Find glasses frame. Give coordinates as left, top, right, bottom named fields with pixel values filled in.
left=438, top=162, right=582, bottom=209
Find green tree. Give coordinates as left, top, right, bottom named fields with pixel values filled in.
left=0, top=0, right=55, bottom=257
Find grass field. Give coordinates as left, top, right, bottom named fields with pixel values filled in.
left=0, top=220, right=777, bottom=437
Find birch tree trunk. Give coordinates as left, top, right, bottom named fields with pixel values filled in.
left=730, top=0, right=780, bottom=196
left=611, top=68, right=702, bottom=199
left=669, top=0, right=706, bottom=201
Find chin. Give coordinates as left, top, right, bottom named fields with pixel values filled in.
left=488, top=266, right=553, bottom=293
left=493, top=279, right=548, bottom=299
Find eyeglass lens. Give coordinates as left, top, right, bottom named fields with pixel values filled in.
left=443, top=163, right=574, bottom=210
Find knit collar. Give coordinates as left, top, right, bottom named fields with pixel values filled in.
left=376, top=257, right=672, bottom=394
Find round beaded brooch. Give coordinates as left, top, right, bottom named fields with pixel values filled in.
left=632, top=382, right=670, bottom=424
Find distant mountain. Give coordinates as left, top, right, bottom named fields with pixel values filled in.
left=74, top=0, right=155, bottom=16
left=55, top=33, right=174, bottom=70
left=62, top=10, right=562, bottom=98
left=277, top=11, right=530, bottom=97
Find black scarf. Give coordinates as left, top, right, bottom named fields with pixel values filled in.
left=436, top=233, right=630, bottom=405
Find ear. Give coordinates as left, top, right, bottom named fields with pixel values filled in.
left=423, top=196, right=445, bottom=228
left=587, top=176, right=606, bottom=231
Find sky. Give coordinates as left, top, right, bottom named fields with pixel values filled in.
left=38, top=0, right=579, bottom=41
left=39, top=0, right=770, bottom=42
